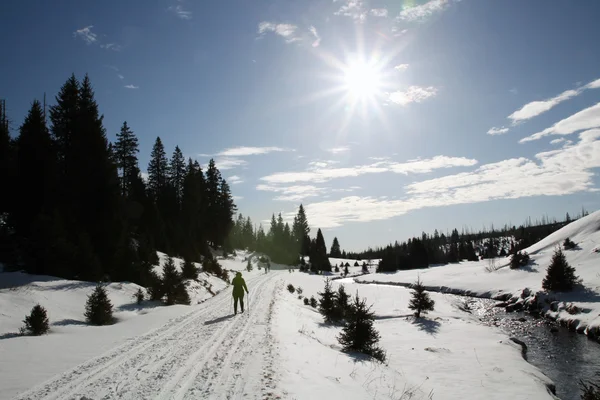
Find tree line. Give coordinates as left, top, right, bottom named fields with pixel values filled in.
left=344, top=211, right=588, bottom=272
left=0, top=74, right=236, bottom=285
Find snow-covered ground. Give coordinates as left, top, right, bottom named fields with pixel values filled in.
left=0, top=248, right=562, bottom=399
left=357, top=210, right=600, bottom=338
left=275, top=272, right=555, bottom=400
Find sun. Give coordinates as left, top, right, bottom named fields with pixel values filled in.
left=342, top=61, right=383, bottom=99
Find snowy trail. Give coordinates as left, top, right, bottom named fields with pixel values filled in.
left=15, top=272, right=282, bottom=400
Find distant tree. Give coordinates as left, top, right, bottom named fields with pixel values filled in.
left=292, top=204, right=311, bottom=256
left=303, top=297, right=309, bottom=306
left=162, top=257, right=190, bottom=305
left=310, top=229, right=331, bottom=272
left=310, top=296, right=317, bottom=308
left=337, top=292, right=386, bottom=362
left=334, top=264, right=340, bottom=273
left=408, top=277, right=435, bottom=318
left=542, top=247, right=579, bottom=292
left=354, top=261, right=359, bottom=267
left=362, top=262, right=369, bottom=274
left=510, top=251, right=530, bottom=269
left=147, top=137, right=169, bottom=201
left=134, top=288, right=145, bottom=305
left=169, top=146, right=186, bottom=204
left=246, top=258, right=253, bottom=272
left=22, top=304, right=50, bottom=336
left=318, top=278, right=338, bottom=323
left=113, top=121, right=139, bottom=197
left=287, top=283, right=295, bottom=293
left=344, top=264, right=349, bottom=276
left=85, top=284, right=114, bottom=326
left=563, top=237, right=576, bottom=250
left=330, top=237, right=342, bottom=258
left=334, top=284, right=350, bottom=320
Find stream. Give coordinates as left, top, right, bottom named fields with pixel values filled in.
left=470, top=297, right=600, bottom=400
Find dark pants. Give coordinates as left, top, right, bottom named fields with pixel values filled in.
left=233, top=295, right=244, bottom=313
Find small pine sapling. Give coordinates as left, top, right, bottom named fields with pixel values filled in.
left=310, top=296, right=317, bottom=308
left=85, top=284, right=114, bottom=326
left=542, top=247, right=579, bottom=292
left=408, top=277, right=435, bottom=318
left=22, top=304, right=50, bottom=335
left=134, top=288, right=145, bottom=305
left=563, top=237, right=576, bottom=250
left=318, top=278, right=338, bottom=323
left=303, top=297, right=309, bottom=305
left=287, top=283, right=296, bottom=293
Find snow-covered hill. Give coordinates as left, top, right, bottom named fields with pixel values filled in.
left=357, top=209, right=600, bottom=337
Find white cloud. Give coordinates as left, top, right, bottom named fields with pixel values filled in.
left=327, top=146, right=350, bottom=154
left=260, top=155, right=477, bottom=184
left=100, top=43, right=123, bottom=51
left=303, top=129, right=600, bottom=228
left=228, top=175, right=244, bottom=185
left=388, top=86, right=437, bottom=105
left=214, top=157, right=247, bottom=170
left=586, top=78, right=600, bottom=89
left=256, top=184, right=326, bottom=201
left=520, top=102, right=600, bottom=143
left=309, top=26, right=321, bottom=47
left=232, top=196, right=244, bottom=201
left=487, top=126, right=509, bottom=136
left=334, top=0, right=367, bottom=21
left=73, top=26, right=97, bottom=45
left=124, top=84, right=139, bottom=89
left=398, top=0, right=450, bottom=21
left=371, top=8, right=388, bottom=17
left=394, top=64, right=409, bottom=71
left=216, top=146, right=291, bottom=157
left=550, top=138, right=565, bottom=145
left=508, top=89, right=579, bottom=123
left=117, top=74, right=125, bottom=80
left=258, top=22, right=301, bottom=43
left=169, top=4, right=192, bottom=19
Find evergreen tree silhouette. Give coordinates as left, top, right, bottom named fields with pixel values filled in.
left=542, top=247, right=579, bottom=292
left=408, top=277, right=435, bottom=318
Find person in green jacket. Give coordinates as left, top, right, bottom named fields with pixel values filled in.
left=231, top=271, right=249, bottom=314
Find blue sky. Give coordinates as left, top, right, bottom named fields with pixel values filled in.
left=2, top=0, right=600, bottom=251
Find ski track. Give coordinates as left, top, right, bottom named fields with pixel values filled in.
left=14, top=272, right=281, bottom=400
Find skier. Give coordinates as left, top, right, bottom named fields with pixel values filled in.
left=231, top=271, right=249, bottom=314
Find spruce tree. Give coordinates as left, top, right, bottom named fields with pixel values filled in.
left=408, top=277, right=435, bottom=318
left=22, top=304, right=50, bottom=335
left=330, top=237, right=341, bottom=258
left=147, top=137, right=169, bottom=201
left=162, top=257, right=185, bottom=305
left=113, top=121, right=139, bottom=197
left=335, top=284, right=350, bottom=319
left=169, top=146, right=186, bottom=204
left=85, top=284, right=114, bottom=325
left=318, top=278, right=338, bottom=323
left=292, top=204, right=311, bottom=256
left=312, top=229, right=331, bottom=272
left=542, top=247, right=579, bottom=292
left=337, top=292, right=386, bottom=362
left=181, top=258, right=198, bottom=280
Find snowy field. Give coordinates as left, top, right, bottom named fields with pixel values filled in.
left=357, top=210, right=600, bottom=337
left=0, top=248, right=563, bottom=399
left=275, top=272, right=555, bottom=400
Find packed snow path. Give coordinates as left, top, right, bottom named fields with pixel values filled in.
left=15, top=272, right=281, bottom=400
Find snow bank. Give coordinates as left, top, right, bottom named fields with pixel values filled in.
left=357, top=210, right=600, bottom=338
left=275, top=272, right=555, bottom=399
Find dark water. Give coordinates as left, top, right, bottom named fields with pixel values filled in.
left=471, top=298, right=600, bottom=400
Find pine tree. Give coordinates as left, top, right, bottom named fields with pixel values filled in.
left=542, top=247, right=579, bottom=292
left=85, top=284, right=114, bottom=325
left=162, top=257, right=188, bottom=305
left=169, top=146, right=186, bottom=204
left=330, top=237, right=341, bottom=258
left=134, top=288, right=145, bottom=305
left=22, top=304, right=50, bottom=335
left=113, top=121, right=139, bottom=197
left=408, top=277, right=435, bottom=318
left=292, top=204, right=311, bottom=256
left=147, top=137, right=169, bottom=201
left=181, top=258, right=198, bottom=280
left=318, top=278, right=338, bottom=323
left=311, top=228, right=331, bottom=272
left=335, top=284, right=350, bottom=319
left=337, top=292, right=386, bottom=362
left=205, top=159, right=222, bottom=247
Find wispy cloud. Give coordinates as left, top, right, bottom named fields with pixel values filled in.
left=169, top=3, right=192, bottom=20
left=301, top=129, right=600, bottom=228
left=260, top=155, right=477, bottom=184
left=327, top=146, right=350, bottom=154
left=487, top=126, right=509, bottom=136
left=257, top=184, right=326, bottom=201
left=258, top=22, right=301, bottom=43
left=232, top=196, right=244, bottom=201
left=509, top=89, right=580, bottom=123
left=73, top=26, right=97, bottom=45
left=214, top=157, right=248, bottom=170
left=370, top=8, right=388, bottom=17
left=118, top=74, right=125, bottom=80
left=124, top=84, right=139, bottom=89
left=398, top=0, right=451, bottom=22
left=394, top=64, right=409, bottom=71
left=100, top=43, right=123, bottom=51
left=309, top=26, right=321, bottom=47
left=488, top=77, right=600, bottom=135
left=334, top=0, right=367, bottom=21
left=216, top=146, right=292, bottom=157
left=228, top=175, right=244, bottom=185
left=388, top=86, right=437, bottom=106
left=520, top=102, right=600, bottom=143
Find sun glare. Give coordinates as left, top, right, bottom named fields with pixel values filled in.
left=343, top=62, right=382, bottom=99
